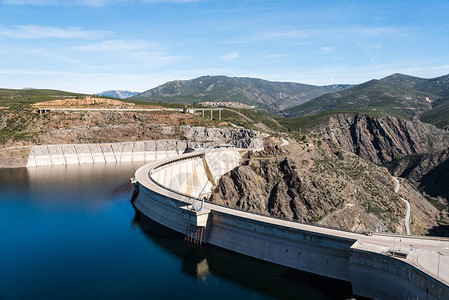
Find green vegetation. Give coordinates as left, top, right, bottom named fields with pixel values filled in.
left=202, top=108, right=286, bottom=133
left=276, top=110, right=357, bottom=133
left=420, top=97, right=449, bottom=128
left=0, top=88, right=89, bottom=106
left=382, top=73, right=449, bottom=98
left=131, top=75, right=352, bottom=111
left=0, top=107, right=38, bottom=144
left=284, top=79, right=436, bottom=119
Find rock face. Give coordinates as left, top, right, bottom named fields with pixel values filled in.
left=319, top=114, right=449, bottom=164
left=385, top=148, right=449, bottom=200
left=180, top=126, right=263, bottom=149
left=209, top=140, right=445, bottom=235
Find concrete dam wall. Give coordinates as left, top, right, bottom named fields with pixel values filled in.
left=26, top=140, right=187, bottom=167
left=26, top=126, right=264, bottom=167
left=133, top=149, right=449, bottom=300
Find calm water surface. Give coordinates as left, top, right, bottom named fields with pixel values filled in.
left=0, top=163, right=353, bottom=299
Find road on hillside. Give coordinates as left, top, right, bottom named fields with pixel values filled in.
left=393, top=177, right=411, bottom=235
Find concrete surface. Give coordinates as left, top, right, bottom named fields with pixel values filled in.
left=393, top=177, right=412, bottom=235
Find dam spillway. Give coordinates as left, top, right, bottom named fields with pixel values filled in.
left=133, top=149, right=449, bottom=300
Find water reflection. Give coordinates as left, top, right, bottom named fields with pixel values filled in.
left=133, top=211, right=354, bottom=300
left=0, top=163, right=356, bottom=300
left=0, top=163, right=144, bottom=210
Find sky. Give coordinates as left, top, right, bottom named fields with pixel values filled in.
left=0, top=0, right=449, bottom=93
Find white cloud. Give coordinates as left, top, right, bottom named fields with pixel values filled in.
left=0, top=25, right=109, bottom=39
left=220, top=52, right=240, bottom=62
left=320, top=46, right=335, bottom=53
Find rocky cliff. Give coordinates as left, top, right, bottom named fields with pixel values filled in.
left=180, top=126, right=263, bottom=149
left=316, top=113, right=449, bottom=164
left=209, top=139, right=446, bottom=235
left=385, top=148, right=449, bottom=200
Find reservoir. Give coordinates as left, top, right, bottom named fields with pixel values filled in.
left=0, top=163, right=353, bottom=299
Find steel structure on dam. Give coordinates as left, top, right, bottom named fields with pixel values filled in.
left=132, top=149, right=449, bottom=300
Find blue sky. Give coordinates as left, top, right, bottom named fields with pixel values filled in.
left=0, top=0, right=448, bottom=93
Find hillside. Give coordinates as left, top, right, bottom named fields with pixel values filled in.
left=385, top=149, right=449, bottom=201
left=132, top=76, right=352, bottom=111
left=280, top=112, right=449, bottom=203
left=420, top=96, right=449, bottom=129
left=284, top=79, right=433, bottom=118
left=0, top=88, right=88, bottom=106
left=96, top=90, right=140, bottom=99
left=382, top=73, right=449, bottom=98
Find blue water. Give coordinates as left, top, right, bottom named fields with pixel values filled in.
left=0, top=163, right=353, bottom=299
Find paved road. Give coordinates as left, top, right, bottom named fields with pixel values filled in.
left=319, top=203, right=353, bottom=225
left=393, top=177, right=412, bottom=235
left=37, top=107, right=183, bottom=112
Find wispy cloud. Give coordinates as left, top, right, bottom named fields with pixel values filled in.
left=320, top=46, right=335, bottom=53
left=220, top=52, right=240, bottom=62
left=73, top=39, right=187, bottom=66
left=253, top=26, right=403, bottom=42
left=0, top=25, right=109, bottom=39
left=266, top=54, right=284, bottom=59
left=1, top=0, right=202, bottom=6
left=72, top=39, right=161, bottom=52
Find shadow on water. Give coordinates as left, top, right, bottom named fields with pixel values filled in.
left=132, top=210, right=358, bottom=300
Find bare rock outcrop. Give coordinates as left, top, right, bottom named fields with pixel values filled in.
left=180, top=125, right=263, bottom=149
left=319, top=114, right=449, bottom=164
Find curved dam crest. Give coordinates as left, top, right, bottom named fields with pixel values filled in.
left=133, top=149, right=449, bottom=300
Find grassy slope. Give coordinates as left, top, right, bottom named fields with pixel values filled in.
left=420, top=97, right=449, bottom=128
left=285, top=79, right=435, bottom=119
left=382, top=73, right=449, bottom=97
left=0, top=88, right=90, bottom=106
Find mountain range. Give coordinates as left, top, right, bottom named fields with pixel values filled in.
left=96, top=90, right=140, bottom=99
left=131, top=75, right=353, bottom=111
left=284, top=79, right=434, bottom=119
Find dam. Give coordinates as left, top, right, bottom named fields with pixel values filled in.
left=132, top=149, right=449, bottom=300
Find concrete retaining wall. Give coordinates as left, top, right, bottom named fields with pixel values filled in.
left=26, top=140, right=187, bottom=167
left=350, top=248, right=449, bottom=300
left=133, top=184, right=355, bottom=282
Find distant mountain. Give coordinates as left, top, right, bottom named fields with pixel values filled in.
left=284, top=79, right=434, bottom=119
left=96, top=90, right=140, bottom=99
left=131, top=76, right=353, bottom=111
left=382, top=73, right=449, bottom=97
